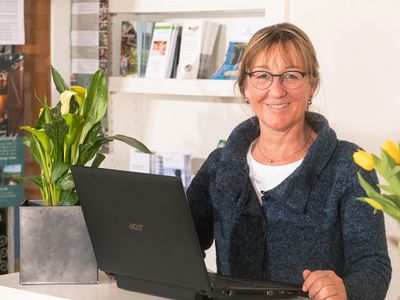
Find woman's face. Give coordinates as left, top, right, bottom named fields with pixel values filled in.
left=244, top=46, right=316, bottom=133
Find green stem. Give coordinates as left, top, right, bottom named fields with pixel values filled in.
left=64, top=142, right=71, bottom=164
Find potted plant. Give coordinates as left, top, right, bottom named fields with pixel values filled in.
left=19, top=66, right=151, bottom=284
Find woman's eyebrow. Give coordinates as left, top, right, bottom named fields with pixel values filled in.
left=251, top=65, right=303, bottom=71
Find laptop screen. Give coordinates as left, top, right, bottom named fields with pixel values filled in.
left=71, top=166, right=211, bottom=294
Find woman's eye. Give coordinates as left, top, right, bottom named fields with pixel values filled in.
left=282, top=72, right=300, bottom=80
left=256, top=72, right=270, bottom=80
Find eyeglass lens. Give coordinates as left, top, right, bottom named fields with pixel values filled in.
left=249, top=71, right=305, bottom=90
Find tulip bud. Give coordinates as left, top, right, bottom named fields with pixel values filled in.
left=382, top=140, right=400, bottom=164
left=353, top=149, right=375, bottom=171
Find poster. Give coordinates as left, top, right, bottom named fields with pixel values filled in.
left=0, top=53, right=24, bottom=274
left=0, top=53, right=24, bottom=208
left=0, top=136, right=24, bottom=208
left=0, top=0, right=25, bottom=45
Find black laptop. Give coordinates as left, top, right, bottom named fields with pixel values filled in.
left=71, top=166, right=308, bottom=300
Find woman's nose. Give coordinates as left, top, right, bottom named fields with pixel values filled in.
left=268, top=77, right=287, bottom=98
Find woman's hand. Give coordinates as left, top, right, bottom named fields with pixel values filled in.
left=302, top=269, right=347, bottom=300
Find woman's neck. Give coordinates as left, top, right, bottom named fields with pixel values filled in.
left=253, top=122, right=315, bottom=165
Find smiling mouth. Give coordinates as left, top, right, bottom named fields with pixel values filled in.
left=266, top=103, right=290, bottom=109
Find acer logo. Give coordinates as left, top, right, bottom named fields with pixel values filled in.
left=128, top=223, right=144, bottom=231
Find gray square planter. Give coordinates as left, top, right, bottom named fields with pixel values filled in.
left=19, top=202, right=98, bottom=284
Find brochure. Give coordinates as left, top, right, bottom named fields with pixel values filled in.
left=210, top=42, right=247, bottom=80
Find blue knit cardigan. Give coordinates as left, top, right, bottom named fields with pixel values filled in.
left=186, top=113, right=391, bottom=300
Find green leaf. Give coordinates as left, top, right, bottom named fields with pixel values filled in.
left=384, top=194, right=400, bottom=209
left=22, top=136, right=31, bottom=147
left=59, top=189, right=79, bottom=206
left=62, top=114, right=85, bottom=146
left=51, top=160, right=70, bottom=183
left=387, top=175, right=400, bottom=196
left=58, top=173, right=75, bottom=190
left=391, top=165, right=400, bottom=176
left=357, top=172, right=398, bottom=209
left=75, top=70, right=108, bottom=147
left=51, top=66, right=69, bottom=94
left=357, top=196, right=400, bottom=223
left=80, top=69, right=108, bottom=125
left=83, top=122, right=102, bottom=145
left=374, top=150, right=400, bottom=195
left=91, top=153, right=105, bottom=168
left=23, top=175, right=43, bottom=188
left=21, top=126, right=52, bottom=154
left=44, top=118, right=68, bottom=159
left=34, top=107, right=46, bottom=129
left=107, top=134, right=153, bottom=154
left=28, top=136, right=44, bottom=168
left=51, top=102, right=62, bottom=121
left=69, top=97, right=80, bottom=114
left=377, top=184, right=394, bottom=194
left=357, top=172, right=400, bottom=223
left=77, top=136, right=106, bottom=166
left=376, top=150, right=395, bottom=180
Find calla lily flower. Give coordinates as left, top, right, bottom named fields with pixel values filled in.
left=60, top=90, right=77, bottom=115
left=382, top=140, right=400, bottom=164
left=70, top=86, right=86, bottom=106
left=353, top=149, right=375, bottom=171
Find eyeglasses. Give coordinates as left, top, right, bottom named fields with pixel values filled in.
left=245, top=70, right=308, bottom=90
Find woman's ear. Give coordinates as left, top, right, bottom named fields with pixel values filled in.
left=309, top=80, right=318, bottom=99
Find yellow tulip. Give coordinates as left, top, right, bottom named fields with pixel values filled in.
left=353, top=149, right=375, bottom=171
left=363, top=198, right=384, bottom=211
left=60, top=90, right=77, bottom=115
left=382, top=140, right=400, bottom=164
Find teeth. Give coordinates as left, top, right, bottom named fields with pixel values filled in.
left=267, top=103, right=289, bottom=109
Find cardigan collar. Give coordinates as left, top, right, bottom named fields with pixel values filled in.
left=219, top=112, right=338, bottom=213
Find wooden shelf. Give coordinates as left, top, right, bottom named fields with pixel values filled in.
left=108, top=77, right=240, bottom=98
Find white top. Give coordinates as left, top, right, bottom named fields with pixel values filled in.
left=247, top=146, right=303, bottom=203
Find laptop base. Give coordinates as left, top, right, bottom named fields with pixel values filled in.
left=117, top=274, right=209, bottom=300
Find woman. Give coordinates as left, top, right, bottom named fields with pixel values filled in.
left=186, top=23, right=391, bottom=300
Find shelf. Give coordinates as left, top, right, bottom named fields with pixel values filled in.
left=109, top=0, right=268, bottom=14
left=109, top=0, right=287, bottom=25
left=108, top=77, right=240, bottom=98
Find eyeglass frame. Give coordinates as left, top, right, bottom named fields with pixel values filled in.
left=245, top=70, right=309, bottom=90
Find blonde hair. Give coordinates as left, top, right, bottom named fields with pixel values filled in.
left=237, top=23, right=320, bottom=98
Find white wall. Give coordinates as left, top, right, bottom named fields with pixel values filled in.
left=289, top=0, right=400, bottom=153
left=288, top=1, right=400, bottom=299
left=50, top=0, right=71, bottom=105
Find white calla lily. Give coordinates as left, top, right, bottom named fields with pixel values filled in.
left=60, top=90, right=77, bottom=115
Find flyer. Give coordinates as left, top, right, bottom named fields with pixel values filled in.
left=0, top=136, right=24, bottom=208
